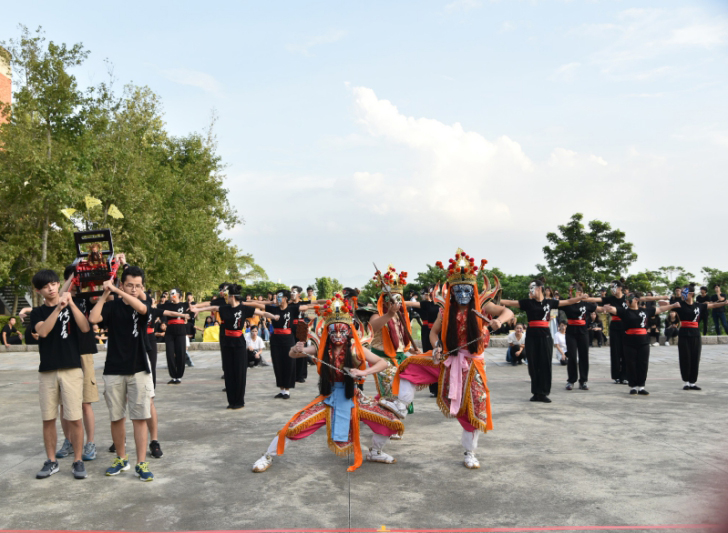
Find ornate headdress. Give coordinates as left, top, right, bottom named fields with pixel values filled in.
left=373, top=264, right=407, bottom=294
left=435, top=248, right=487, bottom=287
left=316, top=293, right=354, bottom=327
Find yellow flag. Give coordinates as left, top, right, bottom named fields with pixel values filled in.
left=84, top=196, right=102, bottom=210
left=60, top=208, right=77, bottom=219
left=107, top=204, right=124, bottom=219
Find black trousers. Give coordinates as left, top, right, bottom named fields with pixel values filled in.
left=6, top=336, right=22, bottom=345
left=624, top=341, right=649, bottom=387
left=421, top=326, right=438, bottom=395
left=609, top=326, right=627, bottom=381
left=649, top=330, right=660, bottom=343
left=270, top=334, right=296, bottom=389
left=526, top=333, right=553, bottom=396
left=700, top=315, right=708, bottom=336
left=566, top=330, right=589, bottom=384
left=147, top=333, right=158, bottom=387
left=678, top=336, right=702, bottom=383
left=165, top=334, right=187, bottom=379
left=248, top=349, right=262, bottom=367
left=588, top=330, right=605, bottom=346
left=221, top=344, right=248, bottom=407
left=295, top=354, right=308, bottom=382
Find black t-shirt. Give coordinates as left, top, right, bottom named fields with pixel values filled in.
left=25, top=324, right=39, bottom=345
left=2, top=324, right=19, bottom=342
left=73, top=298, right=98, bottom=355
left=266, top=304, right=296, bottom=333
left=517, top=298, right=559, bottom=338
left=711, top=293, right=726, bottom=314
left=615, top=306, right=654, bottom=345
left=159, top=302, right=190, bottom=335
left=675, top=301, right=708, bottom=338
left=562, top=302, right=597, bottom=334
left=145, top=307, right=164, bottom=334
left=219, top=304, right=255, bottom=347
left=211, top=297, right=226, bottom=307
left=419, top=301, right=440, bottom=328
left=30, top=304, right=82, bottom=372
left=288, top=301, right=302, bottom=324
left=696, top=294, right=710, bottom=305
left=603, top=295, right=627, bottom=330
left=101, top=298, right=151, bottom=375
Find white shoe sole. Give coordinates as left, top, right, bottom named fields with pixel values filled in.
left=378, top=399, right=406, bottom=419
left=366, top=455, right=396, bottom=464
left=464, top=461, right=480, bottom=469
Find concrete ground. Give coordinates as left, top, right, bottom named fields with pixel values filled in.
left=1, top=344, right=727, bottom=533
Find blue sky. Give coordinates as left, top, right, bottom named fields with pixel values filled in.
left=4, top=0, right=728, bottom=289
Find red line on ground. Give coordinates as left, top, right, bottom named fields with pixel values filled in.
left=1, top=524, right=721, bottom=533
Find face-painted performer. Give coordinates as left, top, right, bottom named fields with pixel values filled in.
left=560, top=283, right=604, bottom=391
left=367, top=266, right=420, bottom=412
left=252, top=294, right=405, bottom=473
left=158, top=288, right=192, bottom=384
left=501, top=279, right=585, bottom=403
left=380, top=249, right=514, bottom=469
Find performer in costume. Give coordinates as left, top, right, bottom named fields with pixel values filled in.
left=248, top=290, right=317, bottom=399
left=561, top=283, right=603, bottom=391
left=502, top=280, right=584, bottom=403
left=368, top=266, right=421, bottom=411
left=252, top=294, right=404, bottom=473
left=675, top=284, right=728, bottom=390
left=159, top=289, right=192, bottom=384
left=380, top=249, right=513, bottom=469
left=290, top=285, right=309, bottom=384
left=194, top=284, right=278, bottom=409
left=414, top=287, right=441, bottom=397
left=603, top=293, right=677, bottom=396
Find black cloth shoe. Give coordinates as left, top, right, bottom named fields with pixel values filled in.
left=690, top=385, right=702, bottom=390
left=538, top=395, right=552, bottom=403
left=274, top=392, right=285, bottom=398
left=630, top=389, right=638, bottom=395
left=683, top=385, right=690, bottom=390
left=221, top=374, right=225, bottom=379
left=230, top=404, right=244, bottom=410
left=168, top=379, right=177, bottom=385
left=579, top=383, right=589, bottom=390
left=638, top=389, right=650, bottom=395
left=149, top=440, right=163, bottom=459
left=530, top=395, right=539, bottom=402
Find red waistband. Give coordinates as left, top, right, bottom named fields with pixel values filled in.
left=528, top=321, right=549, bottom=328
left=273, top=328, right=292, bottom=335
left=567, top=320, right=586, bottom=326
left=146, top=328, right=155, bottom=334
left=422, top=321, right=434, bottom=328
left=293, top=319, right=299, bottom=324
left=225, top=329, right=244, bottom=337
left=625, top=328, right=647, bottom=335
left=611, top=316, right=621, bottom=322
left=167, top=319, right=185, bottom=325
left=681, top=321, right=699, bottom=328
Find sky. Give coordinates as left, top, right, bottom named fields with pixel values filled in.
left=3, top=0, right=728, bottom=289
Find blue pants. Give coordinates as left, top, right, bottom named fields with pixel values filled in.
left=713, top=311, right=728, bottom=336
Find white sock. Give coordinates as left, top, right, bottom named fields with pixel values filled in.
left=461, top=430, right=480, bottom=452
left=631, top=387, right=638, bottom=392
left=265, top=435, right=293, bottom=456
left=639, top=387, right=645, bottom=391
left=689, top=383, right=695, bottom=387
left=684, top=381, right=689, bottom=387
left=398, top=379, right=415, bottom=405
left=371, top=433, right=389, bottom=451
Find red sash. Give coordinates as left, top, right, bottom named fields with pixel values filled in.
left=625, top=328, right=647, bottom=335
left=422, top=321, right=434, bottom=328
left=146, top=327, right=155, bottom=334
left=167, top=319, right=185, bottom=325
left=567, top=320, right=586, bottom=326
left=273, top=328, right=292, bottom=335
left=528, top=321, right=549, bottom=328
left=225, top=329, right=243, bottom=337
left=611, top=316, right=621, bottom=322
left=680, top=321, right=699, bottom=328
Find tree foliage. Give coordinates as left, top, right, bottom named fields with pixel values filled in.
left=542, top=213, right=637, bottom=293
left=315, top=277, right=343, bottom=300
left=0, top=27, right=264, bottom=295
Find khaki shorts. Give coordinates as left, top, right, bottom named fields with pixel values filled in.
left=103, top=372, right=153, bottom=421
left=80, top=353, right=99, bottom=403
left=39, top=368, right=84, bottom=421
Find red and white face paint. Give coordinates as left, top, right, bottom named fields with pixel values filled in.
left=328, top=323, right=351, bottom=345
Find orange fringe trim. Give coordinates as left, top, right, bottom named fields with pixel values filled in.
left=392, top=352, right=437, bottom=395
left=277, top=395, right=326, bottom=455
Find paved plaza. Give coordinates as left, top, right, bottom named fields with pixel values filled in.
left=1, top=344, right=727, bottom=533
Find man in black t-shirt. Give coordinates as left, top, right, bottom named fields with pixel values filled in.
left=89, top=267, right=155, bottom=482
left=2, top=317, right=22, bottom=346
left=711, top=284, right=728, bottom=335
left=30, top=269, right=91, bottom=480
left=696, top=287, right=711, bottom=336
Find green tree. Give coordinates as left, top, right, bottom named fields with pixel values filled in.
left=315, top=277, right=343, bottom=300
left=657, top=266, right=694, bottom=292
left=701, top=268, right=728, bottom=292
left=542, top=213, right=637, bottom=293
left=624, top=270, right=669, bottom=295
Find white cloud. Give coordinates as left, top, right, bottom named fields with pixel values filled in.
left=582, top=8, right=728, bottom=81
left=162, top=68, right=222, bottom=95
left=550, top=61, right=581, bottom=82
left=286, top=30, right=346, bottom=56
left=444, top=0, right=481, bottom=13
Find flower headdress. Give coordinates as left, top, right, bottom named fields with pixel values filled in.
left=372, top=264, right=407, bottom=295
left=316, top=293, right=354, bottom=327
left=435, top=248, right=487, bottom=287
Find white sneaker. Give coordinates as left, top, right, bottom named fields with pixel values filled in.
left=366, top=447, right=396, bottom=464
left=379, top=398, right=407, bottom=419
left=389, top=433, right=402, bottom=440
left=651, top=342, right=659, bottom=347
left=663, top=342, right=670, bottom=346
left=463, top=450, right=480, bottom=469
left=252, top=454, right=273, bottom=473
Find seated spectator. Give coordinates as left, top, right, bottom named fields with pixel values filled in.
left=506, top=323, right=526, bottom=365
left=495, top=316, right=516, bottom=336
left=588, top=312, right=606, bottom=347
left=647, top=305, right=661, bottom=346
left=154, top=322, right=166, bottom=341
left=554, top=322, right=568, bottom=365
left=204, top=315, right=215, bottom=328
left=93, top=323, right=108, bottom=344
left=664, top=311, right=680, bottom=345
left=2, top=317, right=23, bottom=347
left=245, top=326, right=268, bottom=367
